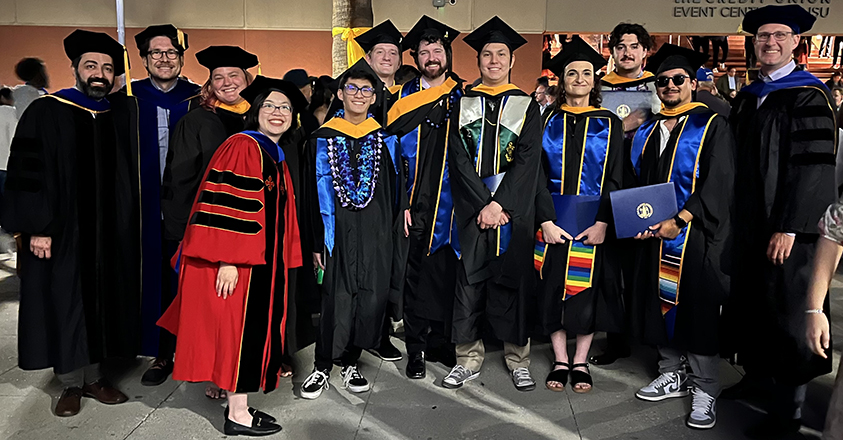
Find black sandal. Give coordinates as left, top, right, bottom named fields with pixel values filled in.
left=570, top=363, right=593, bottom=394
left=545, top=361, right=570, bottom=392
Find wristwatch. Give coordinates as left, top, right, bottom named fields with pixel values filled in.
left=673, top=214, right=688, bottom=228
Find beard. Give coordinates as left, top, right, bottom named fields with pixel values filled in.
left=76, top=72, right=112, bottom=100
left=422, top=61, right=447, bottom=80
left=661, top=96, right=682, bottom=107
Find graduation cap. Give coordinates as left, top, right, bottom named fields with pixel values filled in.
left=195, top=46, right=259, bottom=72
left=402, top=15, right=460, bottom=53
left=355, top=20, right=403, bottom=53
left=134, top=24, right=188, bottom=53
left=545, top=35, right=607, bottom=77
left=331, top=58, right=384, bottom=96
left=240, top=76, right=308, bottom=113
left=645, top=44, right=709, bottom=77
left=462, top=16, right=527, bottom=53
left=64, top=29, right=126, bottom=76
left=283, top=69, right=310, bottom=88
left=742, top=5, right=816, bottom=35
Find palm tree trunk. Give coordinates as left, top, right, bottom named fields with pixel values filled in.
left=331, top=0, right=373, bottom=76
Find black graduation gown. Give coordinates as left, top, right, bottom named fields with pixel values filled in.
left=447, top=85, right=542, bottom=346
left=727, top=83, right=836, bottom=384
left=629, top=105, right=734, bottom=356
left=534, top=107, right=625, bottom=336
left=279, top=127, right=318, bottom=354
left=386, top=76, right=463, bottom=324
left=306, top=117, right=406, bottom=358
left=3, top=90, right=140, bottom=374
left=161, top=105, right=246, bottom=241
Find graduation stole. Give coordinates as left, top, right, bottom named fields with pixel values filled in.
left=534, top=108, right=612, bottom=302
left=314, top=117, right=400, bottom=256
left=390, top=77, right=462, bottom=255
left=49, top=88, right=111, bottom=113
left=457, top=89, right=531, bottom=256
left=630, top=109, right=717, bottom=339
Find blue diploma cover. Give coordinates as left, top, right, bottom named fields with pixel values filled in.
left=610, top=183, right=678, bottom=239
left=553, top=194, right=601, bottom=239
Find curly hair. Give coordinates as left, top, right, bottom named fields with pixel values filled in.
left=199, top=69, right=254, bottom=111
left=608, top=23, right=653, bottom=51
left=409, top=30, right=453, bottom=75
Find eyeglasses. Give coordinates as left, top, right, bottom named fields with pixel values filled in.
left=343, top=84, right=375, bottom=97
left=655, top=74, right=690, bottom=88
left=148, top=50, right=181, bottom=60
left=755, top=31, right=793, bottom=42
left=260, top=102, right=293, bottom=115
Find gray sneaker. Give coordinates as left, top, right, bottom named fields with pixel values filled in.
left=442, top=365, right=479, bottom=389
left=687, top=387, right=716, bottom=429
left=635, top=371, right=690, bottom=401
left=511, top=367, right=536, bottom=391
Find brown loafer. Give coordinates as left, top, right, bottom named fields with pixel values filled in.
left=55, top=387, right=83, bottom=417
left=82, top=380, right=128, bottom=405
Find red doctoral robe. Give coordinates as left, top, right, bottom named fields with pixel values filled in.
left=158, top=132, right=302, bottom=393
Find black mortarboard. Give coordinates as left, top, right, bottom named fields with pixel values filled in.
left=334, top=58, right=384, bottom=91
left=462, top=16, right=527, bottom=53
left=195, top=46, right=259, bottom=72
left=283, top=69, right=310, bottom=88
left=741, top=5, right=816, bottom=35
left=64, top=29, right=125, bottom=75
left=645, top=44, right=709, bottom=77
left=402, top=15, right=460, bottom=53
left=134, top=24, right=188, bottom=52
left=355, top=20, right=403, bottom=53
left=545, top=36, right=607, bottom=77
left=240, top=76, right=308, bottom=113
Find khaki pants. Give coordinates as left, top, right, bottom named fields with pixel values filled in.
left=455, top=339, right=530, bottom=372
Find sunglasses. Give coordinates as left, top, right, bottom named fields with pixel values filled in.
left=655, top=74, right=690, bottom=88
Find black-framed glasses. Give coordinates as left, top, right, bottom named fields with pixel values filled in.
left=148, top=49, right=181, bottom=60
left=260, top=102, right=293, bottom=115
left=343, top=84, right=375, bottom=97
left=755, top=31, right=793, bottom=42
left=655, top=74, right=690, bottom=88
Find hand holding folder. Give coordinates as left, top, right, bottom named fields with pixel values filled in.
left=549, top=195, right=602, bottom=243
left=610, top=183, right=679, bottom=239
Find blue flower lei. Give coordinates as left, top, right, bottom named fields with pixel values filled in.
left=327, top=110, right=383, bottom=210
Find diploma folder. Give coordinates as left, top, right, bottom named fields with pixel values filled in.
left=552, top=194, right=601, bottom=239
left=601, top=90, right=654, bottom=119
left=610, top=183, right=679, bottom=239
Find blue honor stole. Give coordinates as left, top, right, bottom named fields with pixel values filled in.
left=457, top=93, right=532, bottom=257
left=315, top=121, right=400, bottom=256
left=397, top=78, right=462, bottom=255
left=631, top=111, right=717, bottom=339
left=535, top=111, right=612, bottom=303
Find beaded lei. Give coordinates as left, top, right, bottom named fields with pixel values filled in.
left=326, top=110, right=384, bottom=210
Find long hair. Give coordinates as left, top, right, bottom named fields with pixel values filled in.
left=242, top=89, right=300, bottom=146
left=555, top=81, right=603, bottom=108
left=199, top=69, right=254, bottom=111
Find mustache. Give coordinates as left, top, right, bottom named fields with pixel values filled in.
left=87, top=76, right=111, bottom=89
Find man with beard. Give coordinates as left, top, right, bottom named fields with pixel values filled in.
left=725, top=6, right=837, bottom=438
left=386, top=15, right=462, bottom=379
left=444, top=16, right=542, bottom=392
left=2, top=29, right=139, bottom=417
left=126, top=24, right=201, bottom=387
left=629, top=44, right=734, bottom=430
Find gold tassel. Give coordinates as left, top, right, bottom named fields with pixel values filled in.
left=123, top=46, right=133, bottom=96
left=257, top=62, right=262, bottom=76
left=177, top=29, right=185, bottom=51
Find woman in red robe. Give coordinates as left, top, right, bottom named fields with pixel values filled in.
left=158, top=76, right=305, bottom=436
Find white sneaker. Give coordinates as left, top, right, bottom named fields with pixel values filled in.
left=635, top=371, right=690, bottom=401
left=442, top=365, right=479, bottom=389
left=687, top=387, right=716, bottom=429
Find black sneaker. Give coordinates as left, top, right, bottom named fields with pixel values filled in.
left=301, top=369, right=330, bottom=400
left=341, top=364, right=370, bottom=393
left=141, top=358, right=173, bottom=386
left=368, top=338, right=402, bottom=361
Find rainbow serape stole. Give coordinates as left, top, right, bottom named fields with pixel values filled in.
left=563, top=241, right=595, bottom=300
